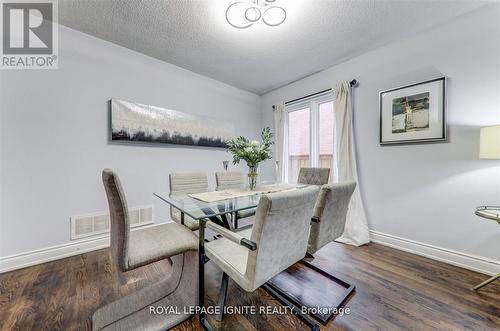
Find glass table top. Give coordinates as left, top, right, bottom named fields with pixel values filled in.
left=154, top=183, right=306, bottom=221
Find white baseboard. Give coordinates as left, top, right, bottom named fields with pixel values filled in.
left=0, top=223, right=163, bottom=274
left=370, top=230, right=500, bottom=276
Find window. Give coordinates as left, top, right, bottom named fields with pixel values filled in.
left=285, top=92, right=334, bottom=183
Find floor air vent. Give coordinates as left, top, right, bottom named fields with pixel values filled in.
left=70, top=205, right=153, bottom=240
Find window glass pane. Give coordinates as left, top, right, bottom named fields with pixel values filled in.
left=319, top=102, right=334, bottom=183
left=288, top=108, right=310, bottom=183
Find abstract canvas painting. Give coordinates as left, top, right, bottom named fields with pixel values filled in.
left=391, top=92, right=430, bottom=133
left=110, top=99, right=235, bottom=148
left=380, top=77, right=445, bottom=145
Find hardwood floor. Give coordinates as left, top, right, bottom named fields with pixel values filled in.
left=0, top=242, right=498, bottom=331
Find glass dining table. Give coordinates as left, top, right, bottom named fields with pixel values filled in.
left=155, top=192, right=261, bottom=228
left=154, top=183, right=309, bottom=330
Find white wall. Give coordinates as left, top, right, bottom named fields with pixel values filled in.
left=261, top=6, right=500, bottom=268
left=0, top=25, right=261, bottom=258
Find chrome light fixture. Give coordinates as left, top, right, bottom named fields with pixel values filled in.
left=226, top=0, right=287, bottom=29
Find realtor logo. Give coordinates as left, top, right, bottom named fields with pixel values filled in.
left=1, top=0, right=58, bottom=69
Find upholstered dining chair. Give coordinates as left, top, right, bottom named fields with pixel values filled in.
left=215, top=171, right=245, bottom=190
left=297, top=167, right=331, bottom=185
left=215, top=171, right=256, bottom=223
left=296, top=181, right=357, bottom=325
left=93, top=169, right=198, bottom=331
left=308, top=181, right=357, bottom=255
left=205, top=185, right=319, bottom=321
left=169, top=172, right=209, bottom=231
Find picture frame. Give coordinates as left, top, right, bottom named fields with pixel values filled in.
left=379, top=77, right=446, bottom=145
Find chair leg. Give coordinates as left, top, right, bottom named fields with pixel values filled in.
left=265, top=255, right=355, bottom=326
left=216, top=272, right=229, bottom=321
left=93, top=252, right=197, bottom=330
left=263, top=283, right=320, bottom=331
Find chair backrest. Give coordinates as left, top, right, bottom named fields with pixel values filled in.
left=169, top=173, right=208, bottom=194
left=102, top=169, right=130, bottom=271
left=215, top=171, right=245, bottom=191
left=297, top=167, right=330, bottom=185
left=308, top=181, right=356, bottom=254
left=169, top=173, right=209, bottom=221
left=245, top=185, right=319, bottom=290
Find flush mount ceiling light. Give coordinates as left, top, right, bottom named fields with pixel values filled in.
left=226, top=0, right=286, bottom=29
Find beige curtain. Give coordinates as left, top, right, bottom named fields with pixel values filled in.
left=273, top=103, right=286, bottom=182
left=333, top=82, right=370, bottom=246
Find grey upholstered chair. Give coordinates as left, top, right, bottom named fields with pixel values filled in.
left=93, top=169, right=198, bottom=331
left=215, top=171, right=256, bottom=222
left=205, top=186, right=319, bottom=321
left=169, top=173, right=209, bottom=231
left=308, top=181, right=357, bottom=255
left=297, top=167, right=330, bottom=185
left=215, top=171, right=245, bottom=190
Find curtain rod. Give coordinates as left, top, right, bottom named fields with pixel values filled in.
left=272, top=79, right=358, bottom=110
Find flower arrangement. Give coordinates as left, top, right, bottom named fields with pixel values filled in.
left=226, top=127, right=274, bottom=189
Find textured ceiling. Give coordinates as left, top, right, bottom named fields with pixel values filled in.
left=58, top=0, right=494, bottom=95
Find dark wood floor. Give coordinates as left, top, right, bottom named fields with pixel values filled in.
left=0, top=242, right=499, bottom=331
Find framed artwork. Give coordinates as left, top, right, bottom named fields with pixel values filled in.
left=110, top=99, right=235, bottom=148
left=379, top=77, right=446, bottom=145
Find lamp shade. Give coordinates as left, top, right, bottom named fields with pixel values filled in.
left=480, top=125, right=500, bottom=159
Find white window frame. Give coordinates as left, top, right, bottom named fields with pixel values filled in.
left=284, top=92, right=334, bottom=183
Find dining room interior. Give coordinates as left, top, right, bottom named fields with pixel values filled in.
left=0, top=0, right=499, bottom=330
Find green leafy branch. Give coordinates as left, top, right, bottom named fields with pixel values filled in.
left=226, top=127, right=274, bottom=168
